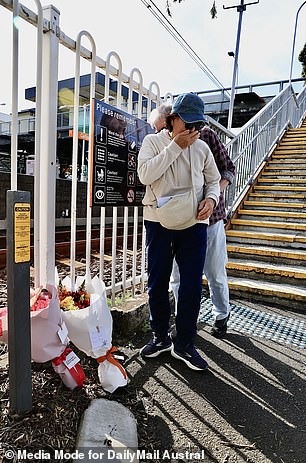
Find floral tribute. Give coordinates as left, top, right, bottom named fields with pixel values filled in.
left=57, top=275, right=128, bottom=392
left=58, top=280, right=90, bottom=311
left=30, top=286, right=51, bottom=311
left=30, top=284, right=86, bottom=390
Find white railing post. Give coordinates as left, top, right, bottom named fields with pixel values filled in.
left=39, top=5, right=60, bottom=287
left=11, top=0, right=19, bottom=191
left=33, top=0, right=43, bottom=288
left=105, top=51, right=122, bottom=107
left=70, top=30, right=96, bottom=289
left=147, top=81, right=161, bottom=119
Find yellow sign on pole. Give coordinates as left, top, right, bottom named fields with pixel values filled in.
left=14, top=203, right=30, bottom=263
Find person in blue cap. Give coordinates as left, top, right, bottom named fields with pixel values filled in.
left=137, top=93, right=220, bottom=371
left=150, top=102, right=235, bottom=339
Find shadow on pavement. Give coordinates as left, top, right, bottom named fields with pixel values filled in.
left=124, top=322, right=306, bottom=463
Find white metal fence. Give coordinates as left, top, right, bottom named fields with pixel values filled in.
left=2, top=0, right=306, bottom=304
left=2, top=0, right=162, bottom=302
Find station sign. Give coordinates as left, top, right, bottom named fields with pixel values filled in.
left=91, top=99, right=154, bottom=207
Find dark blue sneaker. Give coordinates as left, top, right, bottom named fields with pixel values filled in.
left=171, top=344, right=208, bottom=371
left=211, top=314, right=230, bottom=339
left=140, top=334, right=172, bottom=358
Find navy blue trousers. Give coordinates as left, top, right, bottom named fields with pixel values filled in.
left=145, top=220, right=207, bottom=348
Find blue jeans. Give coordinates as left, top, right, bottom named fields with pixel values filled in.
left=171, top=219, right=230, bottom=320
left=145, top=220, right=207, bottom=348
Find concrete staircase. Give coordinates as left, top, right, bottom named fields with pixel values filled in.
left=224, top=119, right=306, bottom=309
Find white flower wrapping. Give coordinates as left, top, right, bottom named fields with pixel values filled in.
left=60, top=275, right=112, bottom=357
left=98, top=358, right=128, bottom=393
left=58, top=275, right=128, bottom=392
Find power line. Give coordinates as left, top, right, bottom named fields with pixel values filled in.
left=140, top=0, right=230, bottom=96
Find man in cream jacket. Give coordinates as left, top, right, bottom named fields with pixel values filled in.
left=137, top=93, right=220, bottom=371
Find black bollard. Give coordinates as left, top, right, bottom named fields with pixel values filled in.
left=6, top=190, right=32, bottom=412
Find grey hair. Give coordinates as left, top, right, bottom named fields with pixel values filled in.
left=148, top=103, right=172, bottom=129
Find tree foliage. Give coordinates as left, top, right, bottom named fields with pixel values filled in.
left=166, top=0, right=218, bottom=19
left=298, top=43, right=306, bottom=80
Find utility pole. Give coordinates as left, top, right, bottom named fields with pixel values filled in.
left=224, top=0, right=259, bottom=130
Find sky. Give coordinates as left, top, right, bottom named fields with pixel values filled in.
left=0, top=0, right=306, bottom=113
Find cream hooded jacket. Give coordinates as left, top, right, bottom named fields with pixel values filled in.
left=138, top=129, right=221, bottom=224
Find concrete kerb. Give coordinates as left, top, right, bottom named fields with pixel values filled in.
left=110, top=293, right=150, bottom=340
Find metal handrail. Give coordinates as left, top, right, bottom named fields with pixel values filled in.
left=205, top=115, right=235, bottom=144
left=225, top=84, right=306, bottom=216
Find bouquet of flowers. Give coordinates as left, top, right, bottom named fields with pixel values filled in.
left=0, top=284, right=85, bottom=390
left=30, top=284, right=69, bottom=363
left=58, top=280, right=91, bottom=311
left=58, top=275, right=128, bottom=392
left=30, top=284, right=86, bottom=390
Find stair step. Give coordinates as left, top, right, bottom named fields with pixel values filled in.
left=268, top=163, right=306, bottom=169
left=262, top=169, right=306, bottom=174
left=258, top=178, right=306, bottom=184
left=261, top=172, right=306, bottom=179
left=202, top=276, right=306, bottom=308
left=277, top=139, right=306, bottom=143
left=254, top=186, right=306, bottom=193
left=264, top=169, right=306, bottom=175
left=226, top=229, right=306, bottom=249
left=226, top=278, right=306, bottom=309
left=282, top=139, right=306, bottom=143
left=276, top=147, right=306, bottom=151
left=275, top=146, right=306, bottom=151
left=231, top=218, right=306, bottom=233
left=282, top=133, right=306, bottom=137
left=227, top=244, right=306, bottom=266
left=272, top=154, right=306, bottom=158
left=237, top=209, right=306, bottom=223
left=243, top=200, right=306, bottom=211
left=287, top=129, right=306, bottom=133
left=248, top=193, right=306, bottom=202
left=269, top=157, right=306, bottom=162
left=226, top=259, right=306, bottom=286
left=265, top=165, right=306, bottom=170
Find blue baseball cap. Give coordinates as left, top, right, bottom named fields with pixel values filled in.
left=171, top=92, right=205, bottom=123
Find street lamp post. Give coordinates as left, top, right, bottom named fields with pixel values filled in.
left=289, top=1, right=306, bottom=86
left=224, top=0, right=259, bottom=130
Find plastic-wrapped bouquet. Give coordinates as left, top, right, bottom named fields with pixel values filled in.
left=0, top=284, right=86, bottom=390
left=58, top=280, right=90, bottom=311
left=30, top=284, right=69, bottom=363
left=31, top=284, right=86, bottom=390
left=58, top=275, right=128, bottom=393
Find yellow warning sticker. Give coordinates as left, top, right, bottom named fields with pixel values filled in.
left=14, top=203, right=30, bottom=263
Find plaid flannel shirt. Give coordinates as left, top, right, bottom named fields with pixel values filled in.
left=201, top=127, right=236, bottom=225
